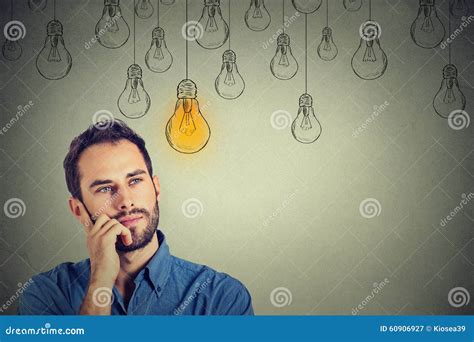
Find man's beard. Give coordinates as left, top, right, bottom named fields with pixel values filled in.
left=113, top=200, right=160, bottom=252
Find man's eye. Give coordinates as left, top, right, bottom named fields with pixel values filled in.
left=130, top=178, right=143, bottom=185
left=98, top=186, right=113, bottom=193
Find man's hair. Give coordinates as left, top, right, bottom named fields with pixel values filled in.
left=63, top=119, right=153, bottom=201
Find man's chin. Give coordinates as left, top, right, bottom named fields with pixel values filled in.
left=115, top=226, right=156, bottom=252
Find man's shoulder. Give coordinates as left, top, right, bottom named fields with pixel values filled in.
left=170, top=255, right=247, bottom=292
left=169, top=255, right=254, bottom=315
left=29, top=258, right=90, bottom=287
left=18, top=259, right=90, bottom=315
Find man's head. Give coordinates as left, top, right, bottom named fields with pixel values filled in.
left=63, top=119, right=160, bottom=252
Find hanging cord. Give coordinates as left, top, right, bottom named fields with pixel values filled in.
left=282, top=0, right=285, bottom=33
left=133, top=0, right=136, bottom=64
left=368, top=0, right=371, bottom=20
left=53, top=0, right=56, bottom=19
left=305, top=13, right=307, bottom=94
left=185, top=0, right=188, bottom=79
left=228, top=0, right=231, bottom=49
left=448, top=1, right=451, bottom=64
left=10, top=0, right=13, bottom=20
left=157, top=0, right=160, bottom=27
left=326, top=0, right=328, bottom=27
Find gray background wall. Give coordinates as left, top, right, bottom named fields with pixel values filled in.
left=0, top=0, right=473, bottom=315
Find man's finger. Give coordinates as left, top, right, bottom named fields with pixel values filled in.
left=89, top=214, right=112, bottom=236
left=108, top=224, right=133, bottom=246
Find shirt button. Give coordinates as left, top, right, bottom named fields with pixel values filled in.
left=157, top=286, right=161, bottom=292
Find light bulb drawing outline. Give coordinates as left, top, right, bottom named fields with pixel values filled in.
left=36, top=17, right=73, bottom=80
left=410, top=0, right=445, bottom=49
left=245, top=0, right=271, bottom=32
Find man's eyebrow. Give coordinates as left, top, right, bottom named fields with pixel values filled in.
left=89, top=170, right=147, bottom=189
left=89, top=179, right=113, bottom=189
left=126, top=169, right=147, bottom=178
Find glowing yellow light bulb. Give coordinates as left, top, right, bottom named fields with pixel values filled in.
left=165, top=79, right=211, bottom=154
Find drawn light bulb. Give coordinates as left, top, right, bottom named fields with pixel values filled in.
left=95, top=0, right=130, bottom=49
left=28, top=0, right=47, bottom=12
left=145, top=27, right=173, bottom=73
left=292, top=0, right=322, bottom=13
left=317, top=27, right=338, bottom=61
left=343, top=0, right=362, bottom=11
left=245, top=0, right=271, bottom=32
left=410, top=0, right=445, bottom=49
left=195, top=0, right=229, bottom=49
left=2, top=39, right=22, bottom=61
left=161, top=0, right=175, bottom=4
left=351, top=21, right=387, bottom=80
left=36, top=20, right=72, bottom=80
left=215, top=50, right=245, bottom=99
left=117, top=64, right=151, bottom=119
left=270, top=33, right=298, bottom=80
left=166, top=79, right=211, bottom=154
left=450, top=0, right=469, bottom=18
left=291, top=93, right=322, bottom=144
left=135, top=0, right=154, bottom=19
left=433, top=64, right=466, bottom=119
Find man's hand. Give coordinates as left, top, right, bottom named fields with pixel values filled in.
left=77, top=201, right=132, bottom=315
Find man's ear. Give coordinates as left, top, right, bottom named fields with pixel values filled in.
left=152, top=175, right=161, bottom=201
left=68, top=197, right=83, bottom=222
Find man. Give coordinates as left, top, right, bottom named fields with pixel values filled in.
left=18, top=119, right=253, bottom=315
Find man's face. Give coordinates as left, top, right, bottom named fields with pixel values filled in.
left=75, top=139, right=160, bottom=252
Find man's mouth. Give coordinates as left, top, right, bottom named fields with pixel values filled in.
left=118, top=215, right=143, bottom=227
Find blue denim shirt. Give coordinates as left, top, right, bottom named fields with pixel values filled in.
left=18, top=230, right=254, bottom=315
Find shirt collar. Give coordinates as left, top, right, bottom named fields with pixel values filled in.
left=139, top=229, right=172, bottom=296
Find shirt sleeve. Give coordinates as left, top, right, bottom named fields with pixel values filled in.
left=17, top=274, right=73, bottom=315
left=210, top=276, right=254, bottom=315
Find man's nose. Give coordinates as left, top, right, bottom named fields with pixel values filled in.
left=116, top=187, right=135, bottom=210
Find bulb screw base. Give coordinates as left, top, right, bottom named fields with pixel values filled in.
left=222, top=50, right=236, bottom=63
left=322, top=27, right=332, bottom=36
left=47, top=20, right=63, bottom=36
left=127, top=64, right=143, bottom=79
left=205, top=0, right=220, bottom=6
left=443, top=64, right=458, bottom=78
left=152, top=27, right=165, bottom=40
left=420, top=0, right=434, bottom=6
left=105, top=0, right=120, bottom=6
left=299, top=93, right=313, bottom=107
left=177, top=79, right=197, bottom=99
left=277, top=33, right=290, bottom=46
